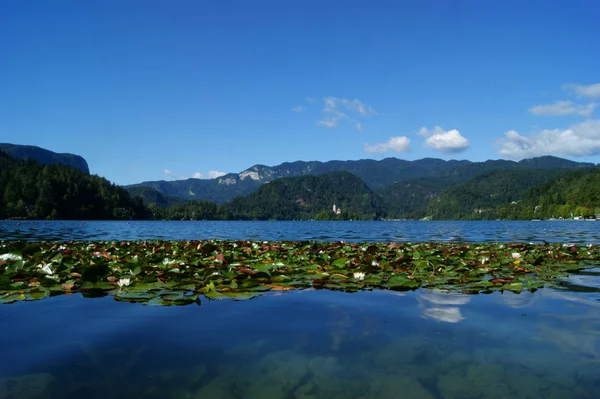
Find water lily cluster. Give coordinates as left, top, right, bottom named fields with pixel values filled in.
left=0, top=239, right=597, bottom=305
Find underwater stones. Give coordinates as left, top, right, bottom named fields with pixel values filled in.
left=191, top=378, right=233, bottom=399
left=0, top=373, right=54, bottom=399
left=366, top=376, right=435, bottom=399
left=244, top=351, right=309, bottom=399
left=434, top=362, right=581, bottom=399
left=305, top=356, right=372, bottom=398
left=370, top=336, right=430, bottom=372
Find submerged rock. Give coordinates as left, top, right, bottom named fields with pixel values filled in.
left=0, top=373, right=54, bottom=399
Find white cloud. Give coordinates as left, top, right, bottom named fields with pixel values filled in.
left=317, top=97, right=376, bottom=131
left=165, top=169, right=227, bottom=180
left=562, top=83, right=600, bottom=99
left=364, top=136, right=411, bottom=153
left=291, top=105, right=305, bottom=113
left=419, top=126, right=470, bottom=154
left=497, top=119, right=600, bottom=159
left=529, top=100, right=596, bottom=117
left=207, top=170, right=226, bottom=178
left=191, top=170, right=227, bottom=179
left=163, top=169, right=180, bottom=179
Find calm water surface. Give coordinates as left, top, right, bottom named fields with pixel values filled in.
left=2, top=220, right=600, bottom=243
left=1, top=221, right=599, bottom=398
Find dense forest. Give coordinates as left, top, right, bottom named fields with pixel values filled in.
left=2, top=144, right=600, bottom=221
left=145, top=172, right=383, bottom=220
left=226, top=171, right=382, bottom=220
left=0, top=151, right=149, bottom=220
left=424, top=169, right=571, bottom=220
left=131, top=166, right=600, bottom=221
left=495, top=167, right=600, bottom=220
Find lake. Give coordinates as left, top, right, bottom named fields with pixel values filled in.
left=1, top=221, right=599, bottom=398
left=2, top=219, right=600, bottom=243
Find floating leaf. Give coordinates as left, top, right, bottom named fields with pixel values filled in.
left=386, top=275, right=420, bottom=290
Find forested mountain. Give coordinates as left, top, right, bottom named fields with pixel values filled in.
left=127, top=155, right=593, bottom=204
left=376, top=177, right=449, bottom=219
left=0, top=143, right=89, bottom=174
left=125, top=186, right=184, bottom=208
left=424, top=169, right=569, bottom=220
left=4, top=141, right=600, bottom=222
left=142, top=171, right=382, bottom=220
left=0, top=151, right=149, bottom=220
left=495, top=167, right=600, bottom=219
left=226, top=171, right=383, bottom=220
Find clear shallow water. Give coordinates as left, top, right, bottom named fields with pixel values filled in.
left=2, top=219, right=600, bottom=243
left=1, top=283, right=599, bottom=399
left=2, top=221, right=600, bottom=398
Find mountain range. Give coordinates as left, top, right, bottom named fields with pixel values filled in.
left=3, top=142, right=599, bottom=220
left=127, top=156, right=595, bottom=205
left=0, top=143, right=89, bottom=174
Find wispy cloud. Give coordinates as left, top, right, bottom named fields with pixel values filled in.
left=529, top=100, right=596, bottom=117
left=164, top=169, right=184, bottom=179
left=165, top=169, right=227, bottom=180
left=562, top=83, right=600, bottom=99
left=418, top=126, right=470, bottom=154
left=323, top=97, right=377, bottom=117
left=291, top=105, right=306, bottom=113
left=192, top=170, right=227, bottom=179
left=316, top=97, right=376, bottom=131
left=497, top=119, right=600, bottom=159
left=364, top=136, right=411, bottom=153
left=316, top=116, right=339, bottom=128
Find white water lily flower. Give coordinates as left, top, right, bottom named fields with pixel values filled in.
left=511, top=253, right=521, bottom=259
left=0, top=253, right=22, bottom=262
left=481, top=258, right=489, bottom=265
left=353, top=272, right=365, bottom=280
left=39, top=265, right=54, bottom=275
left=212, top=272, right=219, bottom=276
left=117, top=278, right=131, bottom=288
left=371, top=260, right=380, bottom=267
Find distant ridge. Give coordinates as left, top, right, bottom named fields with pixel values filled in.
left=0, top=143, right=89, bottom=174
left=127, top=155, right=595, bottom=204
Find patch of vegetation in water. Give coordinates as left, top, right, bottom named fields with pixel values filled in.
left=0, top=240, right=598, bottom=305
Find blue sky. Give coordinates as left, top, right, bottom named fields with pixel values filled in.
left=1, top=0, right=599, bottom=185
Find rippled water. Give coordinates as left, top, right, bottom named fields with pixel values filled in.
left=1, top=220, right=599, bottom=398
left=2, top=219, right=600, bottom=243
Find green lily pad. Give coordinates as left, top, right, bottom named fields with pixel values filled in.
left=386, top=275, right=420, bottom=290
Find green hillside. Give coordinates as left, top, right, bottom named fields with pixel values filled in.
left=496, top=167, right=600, bottom=219
left=0, top=151, right=149, bottom=220
left=425, top=169, right=567, bottom=220
left=225, top=171, right=382, bottom=220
